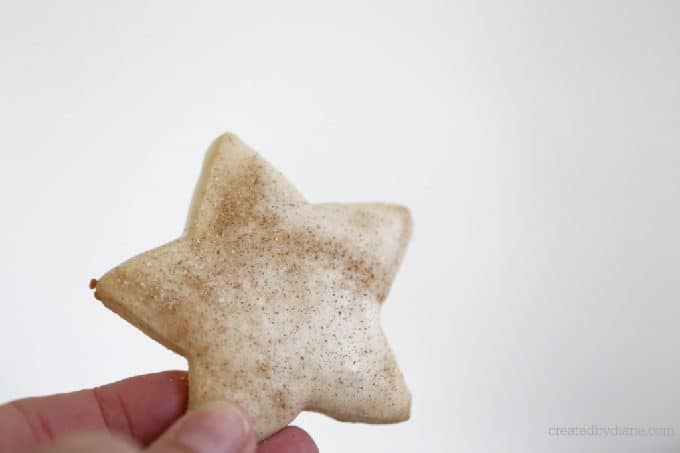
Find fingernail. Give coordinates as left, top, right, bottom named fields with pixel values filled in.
left=173, top=402, right=252, bottom=453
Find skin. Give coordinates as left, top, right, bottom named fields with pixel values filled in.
left=0, top=371, right=317, bottom=453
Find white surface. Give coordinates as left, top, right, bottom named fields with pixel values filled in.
left=1, top=1, right=679, bottom=452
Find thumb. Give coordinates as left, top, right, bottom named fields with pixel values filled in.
left=147, top=402, right=256, bottom=453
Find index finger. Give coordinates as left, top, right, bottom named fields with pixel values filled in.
left=0, top=370, right=188, bottom=451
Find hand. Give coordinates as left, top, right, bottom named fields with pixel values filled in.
left=0, top=371, right=317, bottom=453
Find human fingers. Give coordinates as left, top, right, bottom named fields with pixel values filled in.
left=0, top=371, right=187, bottom=452
left=256, top=426, right=318, bottom=453
left=35, top=431, right=138, bottom=453
left=147, top=402, right=256, bottom=453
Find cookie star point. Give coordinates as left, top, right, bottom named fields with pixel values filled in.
left=94, top=134, right=412, bottom=440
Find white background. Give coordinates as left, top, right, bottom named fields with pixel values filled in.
left=1, top=1, right=679, bottom=452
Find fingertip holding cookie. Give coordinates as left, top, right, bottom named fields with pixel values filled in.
left=92, top=133, right=412, bottom=440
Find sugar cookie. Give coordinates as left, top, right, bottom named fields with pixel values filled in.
left=93, top=133, right=412, bottom=440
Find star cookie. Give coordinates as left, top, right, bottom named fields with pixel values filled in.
left=93, top=133, right=412, bottom=440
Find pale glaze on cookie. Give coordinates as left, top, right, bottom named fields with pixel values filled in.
left=94, top=133, right=412, bottom=440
